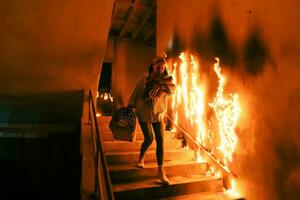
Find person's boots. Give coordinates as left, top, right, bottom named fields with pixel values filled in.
left=157, top=165, right=170, bottom=185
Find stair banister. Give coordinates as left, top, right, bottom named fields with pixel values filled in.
left=89, top=89, right=114, bottom=200
left=166, top=114, right=237, bottom=189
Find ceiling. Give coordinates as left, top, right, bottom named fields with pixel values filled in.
left=109, top=0, right=156, bottom=47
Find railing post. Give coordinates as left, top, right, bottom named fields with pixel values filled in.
left=88, top=89, right=114, bottom=200
left=223, top=174, right=231, bottom=190
left=165, top=114, right=237, bottom=178
left=88, top=90, right=91, bottom=125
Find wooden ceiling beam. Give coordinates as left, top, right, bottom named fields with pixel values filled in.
left=113, top=18, right=136, bottom=26
left=129, top=2, right=155, bottom=12
left=119, top=0, right=138, bottom=37
left=109, top=35, right=154, bottom=47
left=132, top=10, right=152, bottom=40
left=144, top=29, right=154, bottom=41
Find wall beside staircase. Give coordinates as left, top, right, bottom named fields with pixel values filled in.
left=0, top=90, right=83, bottom=198
left=157, top=0, right=300, bottom=199
left=0, top=0, right=115, bottom=122
left=104, top=39, right=155, bottom=109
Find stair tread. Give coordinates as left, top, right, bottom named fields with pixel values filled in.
left=103, top=139, right=181, bottom=145
left=98, top=118, right=245, bottom=199
left=159, top=191, right=244, bottom=200
left=103, top=139, right=183, bottom=152
left=105, top=148, right=192, bottom=156
left=113, top=175, right=222, bottom=192
left=101, top=130, right=177, bottom=135
left=109, top=160, right=206, bottom=172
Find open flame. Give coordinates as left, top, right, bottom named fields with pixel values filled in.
left=98, top=92, right=114, bottom=102
left=225, top=179, right=241, bottom=197
left=168, top=52, right=241, bottom=167
left=208, top=58, right=241, bottom=165
left=169, top=52, right=206, bottom=144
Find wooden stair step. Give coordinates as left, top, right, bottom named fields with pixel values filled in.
left=159, top=191, right=245, bottom=200
left=105, top=148, right=194, bottom=165
left=103, top=139, right=183, bottom=152
left=109, top=160, right=208, bottom=183
left=113, top=175, right=224, bottom=199
left=100, top=130, right=178, bottom=141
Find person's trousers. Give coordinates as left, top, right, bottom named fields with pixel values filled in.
left=139, top=121, right=165, bottom=166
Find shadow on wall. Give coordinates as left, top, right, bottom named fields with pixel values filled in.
left=192, top=15, right=237, bottom=67
left=242, top=30, right=269, bottom=75
left=166, top=14, right=271, bottom=76
left=273, top=88, right=300, bottom=200
left=165, top=31, right=187, bottom=59
left=0, top=90, right=84, bottom=124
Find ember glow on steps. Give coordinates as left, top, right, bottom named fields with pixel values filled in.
left=168, top=52, right=241, bottom=167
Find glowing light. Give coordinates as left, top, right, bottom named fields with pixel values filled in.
left=168, top=52, right=241, bottom=179
left=96, top=113, right=102, bottom=117
left=209, top=166, right=215, bottom=174
left=99, top=92, right=114, bottom=102
left=215, top=171, right=222, bottom=178
left=208, top=58, right=241, bottom=164
left=206, top=166, right=215, bottom=176
left=104, top=93, right=108, bottom=100
left=225, top=179, right=241, bottom=197
left=195, top=151, right=204, bottom=163
left=169, top=52, right=206, bottom=145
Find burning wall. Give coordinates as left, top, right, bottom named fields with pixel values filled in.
left=157, top=0, right=300, bottom=199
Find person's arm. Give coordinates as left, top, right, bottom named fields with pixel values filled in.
left=128, top=74, right=145, bottom=108
left=160, top=75, right=175, bottom=95
left=128, top=84, right=138, bottom=108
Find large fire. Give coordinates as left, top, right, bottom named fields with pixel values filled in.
left=208, top=58, right=241, bottom=165
left=170, top=53, right=206, bottom=143
left=168, top=52, right=241, bottom=167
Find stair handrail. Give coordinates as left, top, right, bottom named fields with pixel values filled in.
left=88, top=89, right=114, bottom=200
left=166, top=115, right=237, bottom=179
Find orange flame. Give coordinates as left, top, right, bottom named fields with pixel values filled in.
left=99, top=92, right=114, bottom=102
left=169, top=52, right=241, bottom=167
left=169, top=52, right=206, bottom=144
left=208, top=57, right=241, bottom=164
left=225, top=179, right=241, bottom=197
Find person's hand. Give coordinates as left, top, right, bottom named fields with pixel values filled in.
left=150, top=87, right=160, bottom=98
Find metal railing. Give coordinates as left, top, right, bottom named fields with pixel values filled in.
left=88, top=89, right=114, bottom=200
left=166, top=115, right=237, bottom=188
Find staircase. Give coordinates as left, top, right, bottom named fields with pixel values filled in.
left=98, top=116, right=244, bottom=200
